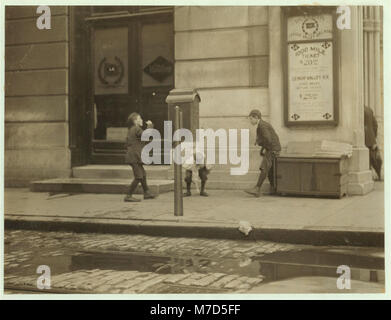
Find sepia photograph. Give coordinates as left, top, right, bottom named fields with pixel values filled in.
left=1, top=1, right=388, bottom=298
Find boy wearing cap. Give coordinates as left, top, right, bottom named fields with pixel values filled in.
left=245, top=109, right=281, bottom=197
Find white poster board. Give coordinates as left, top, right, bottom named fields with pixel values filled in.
left=285, top=13, right=336, bottom=124
left=288, top=41, right=334, bottom=122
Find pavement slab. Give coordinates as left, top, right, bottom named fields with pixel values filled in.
left=4, top=182, right=384, bottom=246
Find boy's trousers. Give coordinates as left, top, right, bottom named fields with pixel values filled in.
left=185, top=167, right=209, bottom=184
left=257, top=150, right=278, bottom=190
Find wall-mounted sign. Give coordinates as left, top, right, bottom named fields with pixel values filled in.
left=283, top=8, right=338, bottom=126
left=287, top=14, right=333, bottom=41
left=288, top=41, right=334, bottom=122
left=144, top=56, right=173, bottom=83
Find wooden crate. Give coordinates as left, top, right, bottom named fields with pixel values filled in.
left=276, top=155, right=349, bottom=198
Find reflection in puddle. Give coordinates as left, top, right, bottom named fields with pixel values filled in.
left=70, top=248, right=385, bottom=284
left=5, top=231, right=384, bottom=288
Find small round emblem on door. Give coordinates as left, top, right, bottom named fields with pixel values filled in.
left=97, top=56, right=124, bottom=87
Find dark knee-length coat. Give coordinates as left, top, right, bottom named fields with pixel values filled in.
left=364, top=106, right=378, bottom=148
left=125, top=125, right=144, bottom=164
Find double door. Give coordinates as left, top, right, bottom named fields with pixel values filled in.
left=90, top=13, right=174, bottom=164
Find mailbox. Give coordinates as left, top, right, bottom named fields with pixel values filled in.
left=166, top=88, right=200, bottom=136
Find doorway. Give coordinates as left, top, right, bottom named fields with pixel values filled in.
left=89, top=7, right=174, bottom=164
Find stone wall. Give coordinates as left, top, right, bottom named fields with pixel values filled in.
left=174, top=7, right=269, bottom=187
left=173, top=6, right=376, bottom=194
left=175, top=6, right=268, bottom=142
left=5, top=6, right=71, bottom=186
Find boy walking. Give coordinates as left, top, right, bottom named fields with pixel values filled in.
left=245, top=109, right=281, bottom=197
left=124, top=112, right=156, bottom=202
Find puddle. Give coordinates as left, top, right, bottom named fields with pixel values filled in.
left=70, top=248, right=384, bottom=284
left=5, top=234, right=384, bottom=287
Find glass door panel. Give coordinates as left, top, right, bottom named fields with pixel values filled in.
left=140, top=21, right=174, bottom=163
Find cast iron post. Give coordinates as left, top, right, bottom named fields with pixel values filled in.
left=174, top=106, right=183, bottom=216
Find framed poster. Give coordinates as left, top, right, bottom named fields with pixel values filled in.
left=282, top=7, right=339, bottom=126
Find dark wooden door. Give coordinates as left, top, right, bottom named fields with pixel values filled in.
left=90, top=12, right=174, bottom=164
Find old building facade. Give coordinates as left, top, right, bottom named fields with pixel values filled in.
left=4, top=6, right=384, bottom=195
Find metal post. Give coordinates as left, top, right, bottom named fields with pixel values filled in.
left=174, top=106, right=183, bottom=216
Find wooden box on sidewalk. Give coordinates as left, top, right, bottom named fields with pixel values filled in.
left=275, top=154, right=349, bottom=198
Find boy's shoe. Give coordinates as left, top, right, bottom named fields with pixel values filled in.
left=124, top=195, right=141, bottom=202
left=143, top=191, right=156, bottom=200
left=200, top=191, right=209, bottom=197
left=183, top=191, right=192, bottom=197
left=244, top=187, right=261, bottom=197
left=265, top=186, right=277, bottom=196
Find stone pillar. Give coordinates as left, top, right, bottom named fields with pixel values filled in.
left=346, top=6, right=374, bottom=195
left=363, top=6, right=382, bottom=116
left=363, top=6, right=383, bottom=178
left=373, top=7, right=382, bottom=118
left=268, top=7, right=284, bottom=148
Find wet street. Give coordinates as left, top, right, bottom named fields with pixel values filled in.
left=4, top=230, right=385, bottom=294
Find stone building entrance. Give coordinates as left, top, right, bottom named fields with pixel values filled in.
left=86, top=6, right=174, bottom=164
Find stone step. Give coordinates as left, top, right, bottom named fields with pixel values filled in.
left=167, top=167, right=265, bottom=190
left=168, top=169, right=260, bottom=180
left=171, top=170, right=269, bottom=191
left=73, top=166, right=260, bottom=187
left=30, top=178, right=174, bottom=195
left=206, top=180, right=258, bottom=190
left=72, top=165, right=170, bottom=180
left=199, top=180, right=270, bottom=191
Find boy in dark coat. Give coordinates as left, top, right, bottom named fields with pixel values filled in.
left=124, top=112, right=156, bottom=202
left=245, top=109, right=281, bottom=197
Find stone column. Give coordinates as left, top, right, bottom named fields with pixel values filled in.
left=346, top=6, right=374, bottom=194
left=267, top=7, right=284, bottom=147
left=363, top=6, right=383, bottom=178
left=363, top=6, right=382, bottom=116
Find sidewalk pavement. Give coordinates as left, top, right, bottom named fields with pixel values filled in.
left=4, top=182, right=384, bottom=246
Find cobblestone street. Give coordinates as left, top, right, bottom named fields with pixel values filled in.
left=4, top=230, right=384, bottom=294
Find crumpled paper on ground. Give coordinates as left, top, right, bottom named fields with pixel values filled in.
left=238, top=220, right=253, bottom=236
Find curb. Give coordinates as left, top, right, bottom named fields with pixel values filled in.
left=5, top=216, right=384, bottom=247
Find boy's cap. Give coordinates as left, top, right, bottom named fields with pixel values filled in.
left=248, top=109, right=262, bottom=118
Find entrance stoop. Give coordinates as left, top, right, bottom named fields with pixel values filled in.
left=30, top=165, right=173, bottom=195
left=30, top=165, right=267, bottom=194
left=167, top=168, right=271, bottom=192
